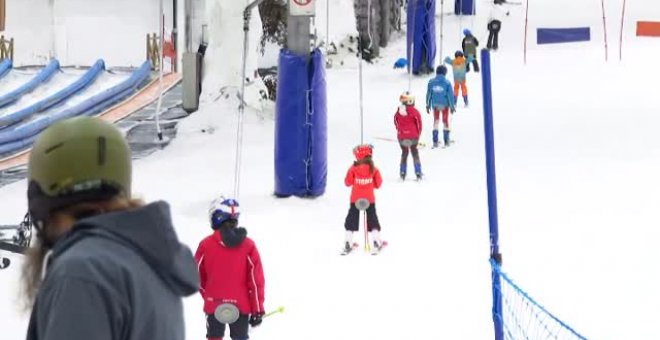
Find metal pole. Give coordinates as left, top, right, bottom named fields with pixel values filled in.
left=619, top=0, right=627, bottom=61
left=173, top=0, right=178, bottom=71
left=524, top=0, right=529, bottom=64
left=185, top=0, right=192, bottom=52
left=154, top=0, right=165, bottom=141
left=601, top=0, right=608, bottom=61
left=480, top=48, right=503, bottom=340
left=326, top=0, right=330, bottom=49
left=234, top=0, right=266, bottom=199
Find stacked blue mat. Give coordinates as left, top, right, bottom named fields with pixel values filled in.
left=0, top=60, right=152, bottom=156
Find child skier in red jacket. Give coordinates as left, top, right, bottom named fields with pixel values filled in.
left=195, top=197, right=265, bottom=340
left=343, top=144, right=384, bottom=254
left=394, top=92, right=423, bottom=180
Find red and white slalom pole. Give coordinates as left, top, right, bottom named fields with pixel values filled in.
left=619, top=0, right=627, bottom=61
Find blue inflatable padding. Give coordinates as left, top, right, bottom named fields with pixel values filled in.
left=308, top=50, right=327, bottom=197
left=0, top=59, right=105, bottom=128
left=537, top=27, right=591, bottom=44
left=0, top=59, right=12, bottom=80
left=0, top=59, right=60, bottom=108
left=274, top=49, right=328, bottom=197
left=454, top=0, right=475, bottom=15
left=407, top=0, right=436, bottom=74
left=0, top=60, right=151, bottom=150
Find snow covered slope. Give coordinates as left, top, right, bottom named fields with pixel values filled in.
left=2, top=0, right=660, bottom=339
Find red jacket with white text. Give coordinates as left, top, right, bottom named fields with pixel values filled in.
left=195, top=228, right=265, bottom=315
left=345, top=163, right=382, bottom=204
left=394, top=105, right=423, bottom=140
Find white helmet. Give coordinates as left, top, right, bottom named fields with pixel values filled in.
left=208, top=196, right=240, bottom=229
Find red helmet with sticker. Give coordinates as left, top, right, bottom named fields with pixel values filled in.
left=353, top=144, right=373, bottom=160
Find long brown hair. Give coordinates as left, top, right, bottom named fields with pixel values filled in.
left=21, top=197, right=144, bottom=310
left=353, top=155, right=375, bottom=174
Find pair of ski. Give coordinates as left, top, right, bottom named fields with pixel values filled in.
left=340, top=241, right=388, bottom=256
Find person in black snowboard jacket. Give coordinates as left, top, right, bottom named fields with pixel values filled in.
left=462, top=29, right=480, bottom=72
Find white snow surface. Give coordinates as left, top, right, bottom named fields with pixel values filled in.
left=2, top=0, right=660, bottom=339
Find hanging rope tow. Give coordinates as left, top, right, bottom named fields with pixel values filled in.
left=358, top=0, right=374, bottom=144
left=154, top=0, right=165, bottom=142
left=234, top=0, right=266, bottom=199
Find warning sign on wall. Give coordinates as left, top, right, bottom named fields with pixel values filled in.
left=290, top=0, right=315, bottom=17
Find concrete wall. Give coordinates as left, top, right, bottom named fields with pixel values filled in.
left=3, top=0, right=175, bottom=67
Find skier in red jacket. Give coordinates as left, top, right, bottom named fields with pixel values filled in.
left=343, top=144, right=384, bottom=254
left=394, top=92, right=423, bottom=180
left=195, top=197, right=265, bottom=340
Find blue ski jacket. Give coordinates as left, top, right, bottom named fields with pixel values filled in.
left=426, top=74, right=455, bottom=109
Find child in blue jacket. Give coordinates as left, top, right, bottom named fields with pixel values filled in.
left=425, top=65, right=456, bottom=148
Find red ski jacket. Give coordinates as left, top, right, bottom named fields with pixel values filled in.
left=195, top=229, right=265, bottom=315
left=345, top=163, right=382, bottom=203
left=394, top=105, right=423, bottom=140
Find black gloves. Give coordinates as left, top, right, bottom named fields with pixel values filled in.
left=249, top=313, right=264, bottom=327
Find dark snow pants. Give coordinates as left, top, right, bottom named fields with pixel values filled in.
left=206, top=313, right=249, bottom=340
left=344, top=204, right=381, bottom=232
left=487, top=20, right=502, bottom=50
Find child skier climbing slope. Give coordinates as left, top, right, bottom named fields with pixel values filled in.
left=195, top=197, right=266, bottom=340
left=343, top=144, right=385, bottom=254
left=426, top=65, right=456, bottom=148
left=394, top=92, right=423, bottom=180
left=444, top=50, right=474, bottom=107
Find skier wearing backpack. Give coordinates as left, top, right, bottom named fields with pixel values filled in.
left=394, top=92, right=423, bottom=180
left=462, top=29, right=480, bottom=72
left=195, top=197, right=266, bottom=340
left=343, top=144, right=384, bottom=254
left=426, top=65, right=456, bottom=148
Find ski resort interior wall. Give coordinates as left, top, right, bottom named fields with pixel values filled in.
left=4, top=0, right=173, bottom=67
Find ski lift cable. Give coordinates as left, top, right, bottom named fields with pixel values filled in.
left=234, top=0, right=266, bottom=199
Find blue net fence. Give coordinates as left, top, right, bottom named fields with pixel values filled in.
left=490, top=259, right=588, bottom=340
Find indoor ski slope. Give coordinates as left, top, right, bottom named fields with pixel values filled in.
left=2, top=0, right=660, bottom=339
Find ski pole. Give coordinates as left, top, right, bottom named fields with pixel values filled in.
left=264, top=306, right=285, bottom=318
left=363, top=211, right=371, bottom=252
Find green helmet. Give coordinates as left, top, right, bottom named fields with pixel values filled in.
left=27, top=117, right=132, bottom=226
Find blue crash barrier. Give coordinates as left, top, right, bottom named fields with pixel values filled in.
left=454, top=0, right=475, bottom=15
left=308, top=50, right=328, bottom=197
left=0, top=59, right=60, bottom=108
left=407, top=0, right=436, bottom=74
left=274, top=49, right=327, bottom=197
left=0, top=59, right=105, bottom=128
left=0, top=60, right=151, bottom=151
left=0, top=59, right=12, bottom=80
left=537, top=27, right=591, bottom=44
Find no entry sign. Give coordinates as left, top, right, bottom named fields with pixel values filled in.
left=290, top=0, right=315, bottom=16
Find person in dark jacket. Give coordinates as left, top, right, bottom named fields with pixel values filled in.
left=394, top=92, right=423, bottom=180
left=462, top=29, right=480, bottom=72
left=195, top=196, right=266, bottom=340
left=22, top=116, right=199, bottom=340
